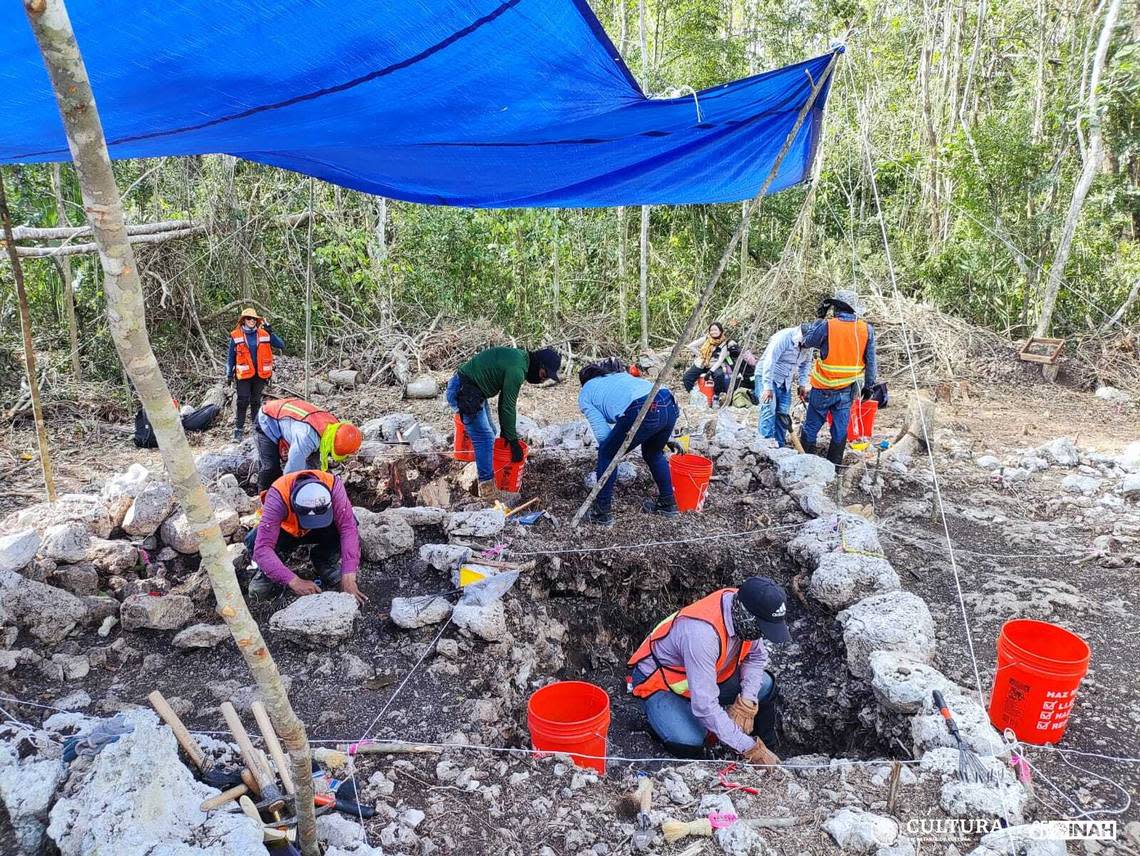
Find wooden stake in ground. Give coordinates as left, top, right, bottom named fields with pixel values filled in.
left=570, top=46, right=845, bottom=526
left=0, top=169, right=58, bottom=501
left=21, top=1, right=319, bottom=852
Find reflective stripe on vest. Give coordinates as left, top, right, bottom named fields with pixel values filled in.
left=231, top=327, right=274, bottom=380
left=261, top=398, right=338, bottom=438
left=269, top=469, right=337, bottom=538
left=627, top=589, right=753, bottom=700
left=810, top=318, right=867, bottom=390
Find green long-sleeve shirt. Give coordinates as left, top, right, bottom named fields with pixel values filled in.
left=458, top=347, right=529, bottom=441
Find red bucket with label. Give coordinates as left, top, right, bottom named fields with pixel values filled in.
left=453, top=413, right=474, bottom=462
left=988, top=619, right=1090, bottom=744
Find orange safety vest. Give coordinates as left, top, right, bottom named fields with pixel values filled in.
left=627, top=589, right=752, bottom=699
left=261, top=398, right=339, bottom=437
left=231, top=327, right=274, bottom=380
left=266, top=469, right=337, bottom=538
left=810, top=318, right=867, bottom=390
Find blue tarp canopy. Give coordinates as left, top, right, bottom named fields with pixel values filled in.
left=0, top=0, right=835, bottom=208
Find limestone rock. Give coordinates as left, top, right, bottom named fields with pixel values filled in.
left=1118, top=440, right=1140, bottom=472
left=39, top=523, right=90, bottom=564
left=445, top=509, right=506, bottom=539
left=269, top=592, right=359, bottom=647
left=390, top=596, right=453, bottom=629
left=975, top=455, right=1001, bottom=470
left=920, top=748, right=1027, bottom=823
left=776, top=454, right=836, bottom=491
left=1060, top=474, right=1101, bottom=495
left=45, top=709, right=261, bottom=855
left=355, top=508, right=415, bottom=562
left=419, top=543, right=472, bottom=572
left=1094, top=385, right=1131, bottom=403
left=792, top=484, right=837, bottom=518
left=159, top=497, right=239, bottom=555
left=0, top=750, right=66, bottom=855
left=584, top=461, right=637, bottom=489
left=122, top=482, right=175, bottom=537
left=87, top=538, right=139, bottom=575
left=3, top=494, right=112, bottom=539
left=823, top=807, right=899, bottom=853
left=101, top=464, right=152, bottom=527
left=788, top=513, right=882, bottom=568
left=120, top=594, right=194, bottom=632
left=538, top=420, right=595, bottom=450
left=1122, top=473, right=1140, bottom=498
left=51, top=564, right=100, bottom=597
left=809, top=552, right=900, bottom=610
left=869, top=652, right=954, bottom=714
left=1039, top=437, right=1078, bottom=467
left=968, top=825, right=1067, bottom=856
left=0, top=530, right=39, bottom=573
left=384, top=506, right=447, bottom=527
left=0, top=570, right=88, bottom=643
left=716, top=820, right=772, bottom=856
left=452, top=598, right=509, bottom=643
left=361, top=412, right=417, bottom=442
left=172, top=623, right=231, bottom=649
left=213, top=473, right=257, bottom=514
left=404, top=375, right=439, bottom=399
left=837, top=591, right=935, bottom=679
left=318, top=813, right=366, bottom=849
left=195, top=444, right=255, bottom=483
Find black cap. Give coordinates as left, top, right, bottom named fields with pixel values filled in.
left=737, top=576, right=791, bottom=643
left=532, top=347, right=562, bottom=383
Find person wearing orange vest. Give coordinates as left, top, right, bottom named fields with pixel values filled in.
left=244, top=469, right=365, bottom=605
left=798, top=289, right=877, bottom=466
left=627, top=577, right=790, bottom=763
left=226, top=308, right=285, bottom=441
left=255, top=397, right=363, bottom=492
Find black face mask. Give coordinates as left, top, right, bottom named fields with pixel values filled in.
left=731, top=595, right=764, bottom=641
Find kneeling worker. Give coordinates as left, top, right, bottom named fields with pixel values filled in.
left=245, top=470, right=366, bottom=605
left=256, top=397, right=362, bottom=492
left=578, top=360, right=680, bottom=526
left=627, top=577, right=790, bottom=764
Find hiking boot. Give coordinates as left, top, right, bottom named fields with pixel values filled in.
left=641, top=497, right=680, bottom=517
left=233, top=428, right=244, bottom=441
left=587, top=506, right=614, bottom=528
left=478, top=479, right=502, bottom=504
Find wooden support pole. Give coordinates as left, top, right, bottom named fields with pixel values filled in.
left=570, top=47, right=845, bottom=526
left=0, top=169, right=57, bottom=501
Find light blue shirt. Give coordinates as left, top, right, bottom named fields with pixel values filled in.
left=578, top=372, right=654, bottom=445
left=758, top=326, right=811, bottom=393
left=257, top=413, right=320, bottom=474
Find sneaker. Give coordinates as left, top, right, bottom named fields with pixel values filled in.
left=587, top=507, right=614, bottom=528
left=641, top=497, right=680, bottom=517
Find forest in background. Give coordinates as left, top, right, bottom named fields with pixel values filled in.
left=1, top=0, right=1138, bottom=404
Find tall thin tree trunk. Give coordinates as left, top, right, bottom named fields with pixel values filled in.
left=739, top=201, right=749, bottom=288
left=375, top=197, right=388, bottom=263
left=639, top=204, right=650, bottom=351
left=50, top=163, right=81, bottom=379
left=1032, top=0, right=1047, bottom=143
left=551, top=210, right=560, bottom=325
left=1035, top=0, right=1121, bottom=337
left=615, top=0, right=627, bottom=55
left=21, top=2, right=319, bottom=852
left=303, top=177, right=314, bottom=398
left=616, top=206, right=628, bottom=344
left=1, top=171, right=58, bottom=501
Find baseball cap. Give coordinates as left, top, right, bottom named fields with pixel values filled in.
left=736, top=576, right=792, bottom=643
left=291, top=478, right=333, bottom=530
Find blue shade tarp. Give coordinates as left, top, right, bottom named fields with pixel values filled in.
left=0, top=0, right=835, bottom=208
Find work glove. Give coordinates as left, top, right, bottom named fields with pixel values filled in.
left=860, top=385, right=873, bottom=402
left=665, top=440, right=684, bottom=455
left=508, top=439, right=525, bottom=463
left=742, top=737, right=781, bottom=767
left=726, top=694, right=759, bottom=734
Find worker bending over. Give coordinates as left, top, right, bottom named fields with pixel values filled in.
left=245, top=470, right=365, bottom=605
left=628, top=577, right=789, bottom=764
left=446, top=346, right=562, bottom=502
left=756, top=324, right=811, bottom=447
left=799, top=289, right=877, bottom=465
left=226, top=307, right=284, bottom=441
left=256, top=397, right=362, bottom=492
left=578, top=360, right=679, bottom=526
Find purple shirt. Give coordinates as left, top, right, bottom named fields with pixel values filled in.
left=253, top=478, right=360, bottom=586
left=634, top=591, right=769, bottom=753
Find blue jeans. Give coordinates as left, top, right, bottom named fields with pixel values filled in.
left=594, top=390, right=679, bottom=511
left=635, top=669, right=774, bottom=747
left=446, top=373, right=497, bottom=481
left=756, top=383, right=792, bottom=447
left=800, top=386, right=852, bottom=455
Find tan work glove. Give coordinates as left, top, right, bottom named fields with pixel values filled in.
left=726, top=694, right=759, bottom=734
left=742, top=737, right=781, bottom=767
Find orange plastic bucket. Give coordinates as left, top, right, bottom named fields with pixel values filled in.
left=696, top=375, right=714, bottom=406
left=669, top=453, right=713, bottom=512
left=527, top=681, right=611, bottom=774
left=453, top=414, right=474, bottom=462
left=988, top=619, right=1090, bottom=744
left=492, top=437, right=529, bottom=492
left=827, top=399, right=879, bottom=440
